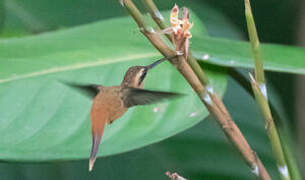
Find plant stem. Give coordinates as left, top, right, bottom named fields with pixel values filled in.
left=244, top=0, right=293, bottom=179
left=122, top=0, right=271, bottom=179
left=279, top=128, right=303, bottom=180
left=244, top=0, right=264, bottom=84
left=230, top=68, right=303, bottom=180
left=143, top=0, right=172, bottom=40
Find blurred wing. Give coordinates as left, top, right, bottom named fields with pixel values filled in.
left=61, top=81, right=103, bottom=99
left=123, top=87, right=183, bottom=108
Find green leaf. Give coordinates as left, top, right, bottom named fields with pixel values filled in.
left=0, top=13, right=227, bottom=161
left=0, top=77, right=280, bottom=180
left=192, top=37, right=305, bottom=75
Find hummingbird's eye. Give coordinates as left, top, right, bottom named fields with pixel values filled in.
left=138, top=69, right=148, bottom=86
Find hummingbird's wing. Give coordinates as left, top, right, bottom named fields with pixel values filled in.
left=122, top=88, right=183, bottom=108
left=61, top=82, right=103, bottom=99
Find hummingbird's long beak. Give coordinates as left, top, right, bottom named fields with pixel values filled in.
left=147, top=56, right=176, bottom=70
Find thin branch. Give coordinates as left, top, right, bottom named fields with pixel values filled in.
left=143, top=0, right=172, bottom=40
left=244, top=0, right=295, bottom=179
left=122, top=0, right=175, bottom=57
left=244, top=0, right=264, bottom=84
left=121, top=1, right=271, bottom=179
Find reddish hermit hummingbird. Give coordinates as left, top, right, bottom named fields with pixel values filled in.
left=65, top=56, right=181, bottom=171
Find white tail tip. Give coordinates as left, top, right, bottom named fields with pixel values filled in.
left=89, top=159, right=95, bottom=172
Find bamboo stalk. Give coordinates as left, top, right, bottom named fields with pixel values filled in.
left=121, top=0, right=271, bottom=179
left=244, top=0, right=294, bottom=179
left=230, top=68, right=303, bottom=180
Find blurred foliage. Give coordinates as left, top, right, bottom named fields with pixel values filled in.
left=0, top=0, right=302, bottom=179
left=1, top=0, right=243, bottom=38
left=205, top=0, right=299, bottom=44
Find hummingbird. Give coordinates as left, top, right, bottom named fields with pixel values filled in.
left=64, top=57, right=181, bottom=171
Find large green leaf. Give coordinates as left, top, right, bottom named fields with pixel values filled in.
left=192, top=37, right=305, bottom=75
left=0, top=77, right=280, bottom=180
left=0, top=13, right=227, bottom=161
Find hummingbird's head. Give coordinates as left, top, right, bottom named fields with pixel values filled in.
left=121, top=58, right=165, bottom=88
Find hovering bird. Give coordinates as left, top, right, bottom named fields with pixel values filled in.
left=64, top=57, right=182, bottom=171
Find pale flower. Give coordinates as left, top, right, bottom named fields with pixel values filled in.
left=169, top=4, right=193, bottom=58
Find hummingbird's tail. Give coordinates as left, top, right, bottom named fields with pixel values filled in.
left=89, top=102, right=108, bottom=172
left=89, top=132, right=102, bottom=172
